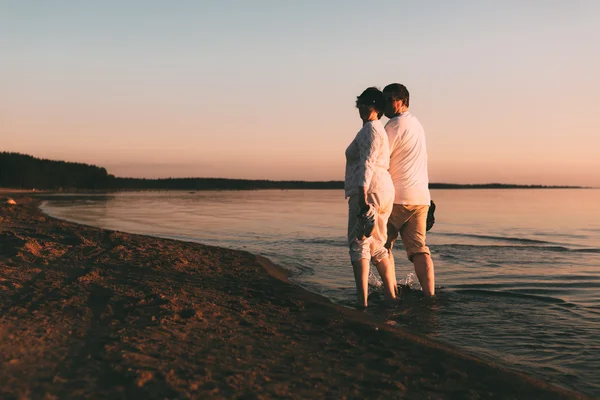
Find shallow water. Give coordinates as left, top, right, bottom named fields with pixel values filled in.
left=42, top=189, right=600, bottom=396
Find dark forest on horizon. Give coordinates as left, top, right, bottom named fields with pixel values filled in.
left=0, top=152, right=587, bottom=191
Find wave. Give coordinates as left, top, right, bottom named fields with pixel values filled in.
left=452, top=288, right=578, bottom=307
left=436, top=232, right=559, bottom=245
left=296, top=238, right=347, bottom=247
left=298, top=233, right=600, bottom=253
left=573, top=248, right=600, bottom=253
left=434, top=243, right=600, bottom=254
left=293, top=237, right=600, bottom=254
left=453, top=280, right=600, bottom=290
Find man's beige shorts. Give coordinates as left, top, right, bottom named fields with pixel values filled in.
left=385, top=204, right=430, bottom=261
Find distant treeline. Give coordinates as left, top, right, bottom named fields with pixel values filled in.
left=0, top=152, right=586, bottom=191
left=0, top=152, right=114, bottom=190
left=114, top=177, right=343, bottom=190
left=0, top=152, right=341, bottom=190
left=427, top=183, right=583, bottom=189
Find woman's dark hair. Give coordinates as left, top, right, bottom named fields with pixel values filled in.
left=356, top=87, right=385, bottom=119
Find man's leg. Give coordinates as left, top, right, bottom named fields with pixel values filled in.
left=400, top=205, right=434, bottom=296
left=412, top=253, right=435, bottom=297
left=384, top=220, right=400, bottom=297
left=389, top=252, right=398, bottom=296
left=351, top=259, right=370, bottom=308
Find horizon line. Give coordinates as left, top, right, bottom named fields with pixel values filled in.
left=113, top=177, right=592, bottom=189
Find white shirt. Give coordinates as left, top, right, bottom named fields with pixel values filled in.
left=385, top=112, right=431, bottom=205
left=344, top=120, right=394, bottom=198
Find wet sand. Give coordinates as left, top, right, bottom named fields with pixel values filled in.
left=0, top=195, right=591, bottom=399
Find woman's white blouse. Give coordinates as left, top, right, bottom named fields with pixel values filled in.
left=344, top=120, right=394, bottom=198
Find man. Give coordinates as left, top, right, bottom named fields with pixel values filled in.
left=382, top=83, right=435, bottom=296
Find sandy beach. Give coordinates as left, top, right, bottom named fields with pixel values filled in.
left=0, top=194, right=591, bottom=399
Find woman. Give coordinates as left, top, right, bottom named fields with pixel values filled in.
left=345, top=87, right=397, bottom=308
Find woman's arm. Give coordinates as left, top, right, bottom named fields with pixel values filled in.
left=356, top=125, right=381, bottom=212
left=357, top=185, right=369, bottom=213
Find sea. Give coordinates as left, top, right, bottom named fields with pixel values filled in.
left=41, top=189, right=600, bottom=397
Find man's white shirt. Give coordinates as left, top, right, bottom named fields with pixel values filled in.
left=385, top=112, right=431, bottom=205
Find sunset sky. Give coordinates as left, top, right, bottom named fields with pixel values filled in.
left=2, top=1, right=599, bottom=186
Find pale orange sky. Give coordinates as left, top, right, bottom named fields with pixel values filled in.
left=2, top=1, right=599, bottom=186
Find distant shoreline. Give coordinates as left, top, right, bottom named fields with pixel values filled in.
left=1, top=183, right=591, bottom=193
left=105, top=178, right=592, bottom=191
left=111, top=180, right=591, bottom=190
left=1, top=152, right=593, bottom=191
left=429, top=183, right=590, bottom=189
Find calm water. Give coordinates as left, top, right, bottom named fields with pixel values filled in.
left=42, top=189, right=600, bottom=396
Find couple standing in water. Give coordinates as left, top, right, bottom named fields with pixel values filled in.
left=345, top=83, right=434, bottom=308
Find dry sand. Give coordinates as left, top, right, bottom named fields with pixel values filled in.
left=0, top=195, right=591, bottom=399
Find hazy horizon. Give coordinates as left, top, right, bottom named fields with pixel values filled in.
left=2, top=1, right=599, bottom=186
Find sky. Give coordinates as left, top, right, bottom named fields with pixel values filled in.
left=1, top=0, right=599, bottom=185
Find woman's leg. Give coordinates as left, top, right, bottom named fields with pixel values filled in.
left=348, top=195, right=372, bottom=307
left=351, top=258, right=370, bottom=308
left=375, top=256, right=397, bottom=301
left=369, top=191, right=397, bottom=302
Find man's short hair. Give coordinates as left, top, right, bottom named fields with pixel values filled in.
left=356, top=87, right=385, bottom=119
left=383, top=83, right=410, bottom=107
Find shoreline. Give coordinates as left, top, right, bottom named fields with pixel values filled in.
left=0, top=194, right=591, bottom=399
